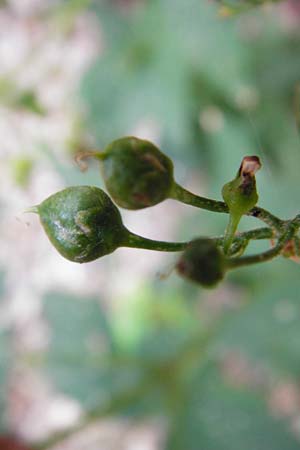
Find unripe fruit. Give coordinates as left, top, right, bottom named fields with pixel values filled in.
left=34, top=186, right=127, bottom=263
left=76, top=136, right=175, bottom=209
left=100, top=136, right=174, bottom=210
left=176, top=238, right=225, bottom=287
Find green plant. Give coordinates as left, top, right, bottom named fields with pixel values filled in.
left=222, top=155, right=261, bottom=253
left=176, top=238, right=225, bottom=286
left=29, top=136, right=300, bottom=287
left=81, top=136, right=174, bottom=210
left=29, top=185, right=186, bottom=263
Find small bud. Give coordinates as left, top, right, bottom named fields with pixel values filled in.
left=223, top=155, right=261, bottom=214
left=176, top=238, right=225, bottom=287
left=34, top=186, right=127, bottom=263
left=222, top=155, right=261, bottom=253
left=78, top=136, right=174, bottom=210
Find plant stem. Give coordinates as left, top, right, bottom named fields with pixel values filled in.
left=170, top=182, right=228, bottom=213
left=124, top=226, right=273, bottom=255
left=124, top=230, right=188, bottom=252
left=234, top=227, right=274, bottom=241
left=223, top=213, right=241, bottom=254
left=247, top=206, right=283, bottom=231
left=170, top=182, right=283, bottom=231
left=227, top=221, right=298, bottom=269
left=213, top=227, right=274, bottom=246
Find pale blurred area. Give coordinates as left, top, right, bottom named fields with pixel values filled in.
left=0, top=0, right=187, bottom=447
left=1, top=1, right=300, bottom=449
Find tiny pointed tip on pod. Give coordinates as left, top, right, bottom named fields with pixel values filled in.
left=23, top=205, right=39, bottom=214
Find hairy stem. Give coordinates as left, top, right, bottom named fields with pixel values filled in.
left=124, top=230, right=188, bottom=252
left=170, top=182, right=283, bottom=231
left=225, top=227, right=274, bottom=257
left=247, top=206, right=283, bottom=231
left=124, top=226, right=273, bottom=255
left=227, top=221, right=298, bottom=269
left=170, top=182, right=228, bottom=213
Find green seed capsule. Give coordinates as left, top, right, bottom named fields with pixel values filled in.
left=176, top=238, right=225, bottom=287
left=34, top=186, right=127, bottom=263
left=98, top=136, right=174, bottom=210
left=101, top=136, right=174, bottom=210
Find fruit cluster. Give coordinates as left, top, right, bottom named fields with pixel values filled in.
left=29, top=137, right=300, bottom=288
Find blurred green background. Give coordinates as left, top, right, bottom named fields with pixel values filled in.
left=1, top=0, right=300, bottom=449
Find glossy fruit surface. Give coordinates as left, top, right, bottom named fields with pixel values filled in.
left=101, top=136, right=174, bottom=209
left=176, top=238, right=225, bottom=287
left=37, top=186, right=126, bottom=263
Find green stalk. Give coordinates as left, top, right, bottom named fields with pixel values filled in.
left=234, top=227, right=274, bottom=241
left=213, top=227, right=274, bottom=246
left=124, top=230, right=188, bottom=252
left=24, top=205, right=39, bottom=214
left=247, top=206, right=283, bottom=231
left=224, top=227, right=274, bottom=257
left=223, top=213, right=241, bottom=254
left=170, top=182, right=228, bottom=213
left=125, top=226, right=273, bottom=256
left=170, top=182, right=283, bottom=231
left=226, top=221, right=297, bottom=270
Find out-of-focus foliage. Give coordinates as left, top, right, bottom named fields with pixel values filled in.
left=10, top=158, right=34, bottom=188
left=167, top=364, right=299, bottom=450
left=82, top=0, right=300, bottom=218
left=0, top=79, right=45, bottom=115
left=217, top=0, right=281, bottom=15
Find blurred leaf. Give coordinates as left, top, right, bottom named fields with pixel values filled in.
left=82, top=0, right=249, bottom=165
left=39, top=143, right=102, bottom=186
left=0, top=79, right=45, bottom=116
left=50, top=0, right=92, bottom=33
left=13, top=90, right=46, bottom=116
left=217, top=0, right=281, bottom=16
left=167, top=364, right=299, bottom=450
left=43, top=291, right=117, bottom=408
left=214, top=262, right=300, bottom=376
left=10, top=157, right=33, bottom=188
left=111, top=284, right=198, bottom=353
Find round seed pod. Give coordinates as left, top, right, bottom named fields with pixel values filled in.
left=35, top=186, right=127, bottom=263
left=176, top=238, right=225, bottom=287
left=100, top=136, right=174, bottom=209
